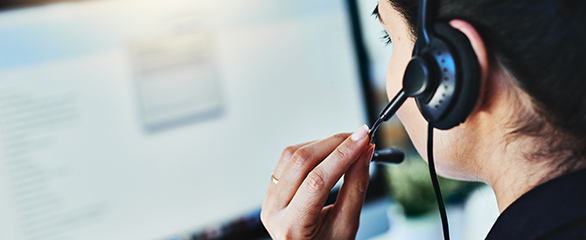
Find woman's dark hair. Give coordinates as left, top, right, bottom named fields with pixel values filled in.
left=389, top=0, right=586, bottom=178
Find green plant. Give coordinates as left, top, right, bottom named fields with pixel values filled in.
left=383, top=153, right=483, bottom=217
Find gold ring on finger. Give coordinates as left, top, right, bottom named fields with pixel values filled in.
left=271, top=174, right=279, bottom=184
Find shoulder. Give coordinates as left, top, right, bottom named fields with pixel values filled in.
left=537, top=218, right=586, bottom=240
left=486, top=168, right=586, bottom=240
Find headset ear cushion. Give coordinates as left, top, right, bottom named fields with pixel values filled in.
left=432, top=22, right=481, bottom=130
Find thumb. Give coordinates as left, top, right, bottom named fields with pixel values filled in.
left=331, top=144, right=374, bottom=233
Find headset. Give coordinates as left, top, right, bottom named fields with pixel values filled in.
left=369, top=0, right=481, bottom=239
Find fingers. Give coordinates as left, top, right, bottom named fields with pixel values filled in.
left=331, top=144, right=374, bottom=233
left=286, top=125, right=371, bottom=225
left=261, top=132, right=353, bottom=240
left=261, top=126, right=371, bottom=240
left=262, top=140, right=315, bottom=223
left=268, top=133, right=352, bottom=209
left=273, top=140, right=317, bottom=180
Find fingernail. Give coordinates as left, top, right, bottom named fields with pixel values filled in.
left=351, top=125, right=369, bottom=141
left=365, top=145, right=375, bottom=166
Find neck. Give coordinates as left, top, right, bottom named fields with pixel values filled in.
left=483, top=146, right=550, bottom=213
left=472, top=69, right=554, bottom=213
left=474, top=109, right=552, bottom=213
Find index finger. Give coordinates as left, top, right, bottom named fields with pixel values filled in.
left=265, top=133, right=352, bottom=209
left=273, top=140, right=317, bottom=179
left=287, top=125, right=371, bottom=222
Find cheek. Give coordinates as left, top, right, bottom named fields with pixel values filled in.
left=398, top=98, right=429, bottom=158
left=385, top=50, right=406, bottom=99
left=385, top=44, right=428, bottom=152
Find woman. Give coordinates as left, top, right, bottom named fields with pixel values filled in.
left=261, top=0, right=586, bottom=239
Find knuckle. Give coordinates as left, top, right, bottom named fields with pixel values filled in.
left=281, top=146, right=297, bottom=160
left=356, top=177, right=370, bottom=194
left=335, top=144, right=350, bottom=160
left=281, top=229, right=296, bottom=240
left=284, top=222, right=317, bottom=240
left=272, top=225, right=296, bottom=240
left=306, top=169, right=328, bottom=193
left=291, top=147, right=312, bottom=167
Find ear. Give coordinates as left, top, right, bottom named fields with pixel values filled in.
left=449, top=20, right=489, bottom=82
left=449, top=19, right=495, bottom=117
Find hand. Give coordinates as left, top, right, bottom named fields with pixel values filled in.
left=261, top=125, right=375, bottom=240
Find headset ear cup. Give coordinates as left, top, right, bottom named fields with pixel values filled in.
left=432, top=22, right=481, bottom=130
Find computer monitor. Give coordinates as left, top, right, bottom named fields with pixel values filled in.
left=0, top=0, right=369, bottom=239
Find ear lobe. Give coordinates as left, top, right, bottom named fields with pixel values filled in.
left=449, top=20, right=489, bottom=85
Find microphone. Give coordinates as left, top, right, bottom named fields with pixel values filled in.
left=372, top=147, right=405, bottom=164
left=367, top=89, right=411, bottom=165
left=369, top=89, right=408, bottom=141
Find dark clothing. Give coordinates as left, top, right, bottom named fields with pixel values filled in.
left=486, top=168, right=586, bottom=240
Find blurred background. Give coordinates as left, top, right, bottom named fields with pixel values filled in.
left=0, top=0, right=499, bottom=239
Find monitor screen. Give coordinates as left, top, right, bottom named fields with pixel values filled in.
left=0, top=0, right=368, bottom=239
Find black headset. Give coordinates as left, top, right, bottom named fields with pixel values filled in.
left=369, top=0, right=481, bottom=239
left=410, top=0, right=481, bottom=129
left=370, top=0, right=480, bottom=133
